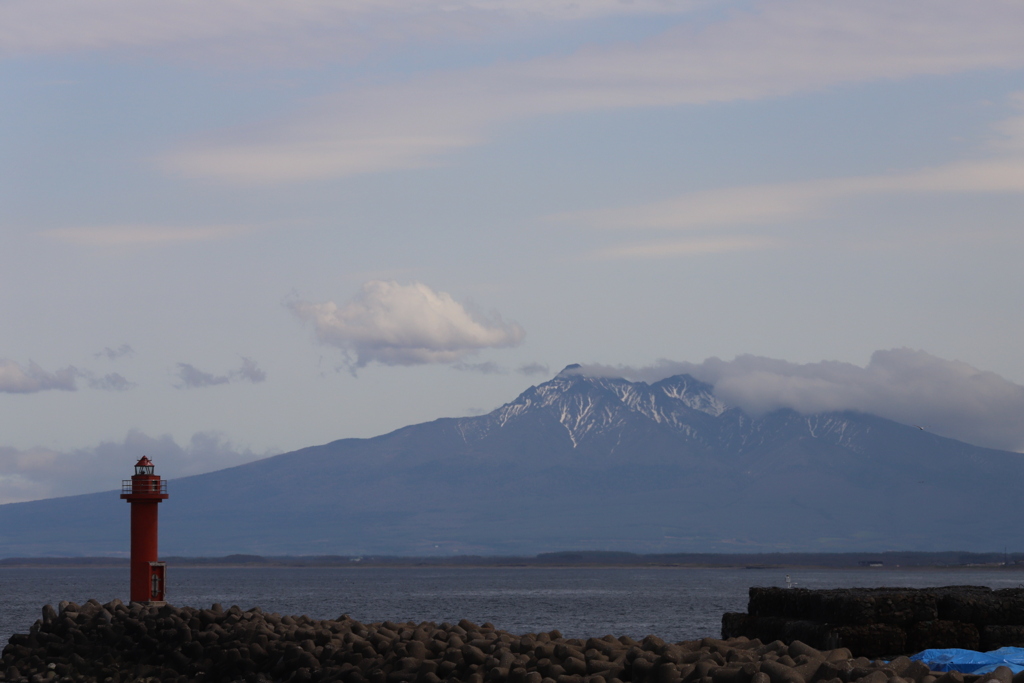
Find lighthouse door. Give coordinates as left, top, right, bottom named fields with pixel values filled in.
left=148, top=562, right=166, bottom=602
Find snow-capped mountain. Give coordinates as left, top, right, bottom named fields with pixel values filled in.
left=472, top=365, right=726, bottom=447
left=2, top=366, right=1023, bottom=557
left=459, top=365, right=863, bottom=457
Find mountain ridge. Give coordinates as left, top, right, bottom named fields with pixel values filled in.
left=1, top=367, right=1022, bottom=557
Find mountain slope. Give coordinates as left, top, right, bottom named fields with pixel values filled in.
left=2, top=367, right=1022, bottom=556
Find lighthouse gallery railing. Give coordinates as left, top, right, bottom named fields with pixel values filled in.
left=121, top=480, right=168, bottom=494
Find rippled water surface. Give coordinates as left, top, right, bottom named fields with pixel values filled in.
left=3, top=566, right=1023, bottom=646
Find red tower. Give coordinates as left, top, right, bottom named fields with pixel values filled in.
left=120, top=456, right=169, bottom=603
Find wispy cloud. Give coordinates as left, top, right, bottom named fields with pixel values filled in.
left=579, top=349, right=1024, bottom=453
left=0, top=0, right=697, bottom=60
left=42, top=224, right=250, bottom=246
left=234, top=357, right=267, bottom=384
left=175, top=357, right=266, bottom=389
left=86, top=372, right=135, bottom=391
left=517, top=362, right=550, bottom=377
left=161, top=1, right=1024, bottom=183
left=290, top=280, right=524, bottom=370
left=553, top=93, right=1024, bottom=257
left=561, top=153, right=1024, bottom=233
left=175, top=364, right=229, bottom=389
left=0, top=360, right=77, bottom=394
left=95, top=344, right=134, bottom=360
left=452, top=361, right=505, bottom=375
left=588, top=235, right=777, bottom=260
left=0, top=359, right=137, bottom=393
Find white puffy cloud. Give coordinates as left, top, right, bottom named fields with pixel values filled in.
left=0, top=360, right=78, bottom=393
left=0, top=431, right=270, bottom=504
left=161, top=0, right=1024, bottom=183
left=578, top=349, right=1024, bottom=452
left=290, top=280, right=524, bottom=369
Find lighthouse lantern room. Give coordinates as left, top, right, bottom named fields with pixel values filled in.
left=120, top=456, right=169, bottom=603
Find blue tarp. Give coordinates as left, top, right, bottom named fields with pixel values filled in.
left=910, top=647, right=1024, bottom=674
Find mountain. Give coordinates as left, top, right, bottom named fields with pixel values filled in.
left=2, top=366, right=1023, bottom=557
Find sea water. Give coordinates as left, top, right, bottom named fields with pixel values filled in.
left=3, top=566, right=1023, bottom=647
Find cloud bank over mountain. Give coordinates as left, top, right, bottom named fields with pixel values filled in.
left=290, top=280, right=524, bottom=370
left=577, top=349, right=1024, bottom=452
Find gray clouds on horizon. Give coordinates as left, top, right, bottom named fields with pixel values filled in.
left=0, top=430, right=272, bottom=505
left=289, top=280, right=525, bottom=370
left=175, top=357, right=266, bottom=389
left=578, top=348, right=1024, bottom=453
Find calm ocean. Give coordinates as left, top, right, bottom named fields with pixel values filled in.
left=3, top=566, right=1023, bottom=647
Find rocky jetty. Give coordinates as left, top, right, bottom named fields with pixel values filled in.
left=2, top=599, right=1012, bottom=683
left=723, top=587, right=1024, bottom=659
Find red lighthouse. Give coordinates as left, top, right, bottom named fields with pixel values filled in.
left=120, top=456, right=169, bottom=603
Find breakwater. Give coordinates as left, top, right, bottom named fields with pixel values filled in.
left=0, top=599, right=976, bottom=683
left=723, top=586, right=1024, bottom=658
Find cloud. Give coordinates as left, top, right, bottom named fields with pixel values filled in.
left=0, top=430, right=271, bottom=505
left=0, top=0, right=697, bottom=60
left=290, top=280, right=525, bottom=369
left=42, top=224, right=250, bottom=246
left=577, top=349, right=1024, bottom=453
left=452, top=361, right=504, bottom=374
left=175, top=358, right=266, bottom=389
left=87, top=372, right=135, bottom=391
left=0, top=360, right=78, bottom=394
left=558, top=128, right=1024, bottom=233
left=549, top=93, right=1024, bottom=257
left=517, top=362, right=550, bottom=376
left=234, top=357, right=267, bottom=383
left=161, top=1, right=1024, bottom=183
left=587, top=236, right=778, bottom=260
left=95, top=344, right=134, bottom=360
left=176, top=363, right=230, bottom=389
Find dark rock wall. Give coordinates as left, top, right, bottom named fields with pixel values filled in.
left=723, top=587, right=1024, bottom=658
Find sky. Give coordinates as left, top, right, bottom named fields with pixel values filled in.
left=2, top=0, right=1024, bottom=504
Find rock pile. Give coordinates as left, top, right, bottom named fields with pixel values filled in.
left=723, top=587, right=1024, bottom=658
left=0, top=599, right=1007, bottom=683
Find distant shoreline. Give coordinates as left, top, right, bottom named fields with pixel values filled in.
left=2, top=550, right=1022, bottom=569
